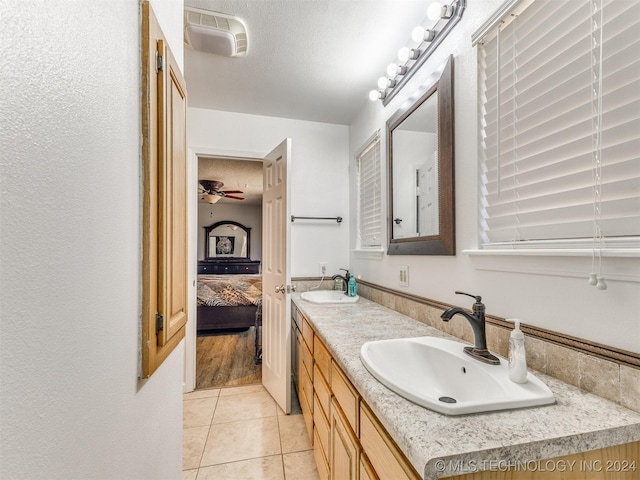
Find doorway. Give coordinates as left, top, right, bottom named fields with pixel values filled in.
left=194, top=155, right=264, bottom=390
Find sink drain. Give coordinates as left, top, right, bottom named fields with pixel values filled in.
left=438, top=396, right=457, bottom=404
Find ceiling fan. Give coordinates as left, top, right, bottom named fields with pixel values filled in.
left=198, top=180, right=245, bottom=203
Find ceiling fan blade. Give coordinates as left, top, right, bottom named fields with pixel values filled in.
left=221, top=190, right=244, bottom=194
left=224, top=195, right=245, bottom=200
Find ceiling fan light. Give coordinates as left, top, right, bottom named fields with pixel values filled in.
left=203, top=193, right=221, bottom=204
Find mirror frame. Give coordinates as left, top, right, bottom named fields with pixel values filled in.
left=204, top=220, right=251, bottom=260
left=387, top=55, right=455, bottom=255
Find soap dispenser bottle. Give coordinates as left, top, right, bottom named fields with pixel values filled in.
left=347, top=275, right=357, bottom=297
left=508, top=319, right=528, bottom=384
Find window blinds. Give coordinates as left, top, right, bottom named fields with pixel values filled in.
left=357, top=134, right=382, bottom=248
left=477, top=0, right=640, bottom=248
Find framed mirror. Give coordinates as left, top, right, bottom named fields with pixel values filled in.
left=387, top=55, right=454, bottom=255
left=204, top=220, right=251, bottom=260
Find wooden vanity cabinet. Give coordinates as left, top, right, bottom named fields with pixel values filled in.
left=295, top=308, right=420, bottom=480
left=295, top=305, right=639, bottom=480
left=296, top=311, right=314, bottom=443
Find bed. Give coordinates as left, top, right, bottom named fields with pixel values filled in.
left=196, top=272, right=262, bottom=332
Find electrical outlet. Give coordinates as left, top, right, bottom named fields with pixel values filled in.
left=399, top=266, right=409, bottom=287
left=319, top=262, right=328, bottom=276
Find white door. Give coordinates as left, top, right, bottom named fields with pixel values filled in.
left=262, top=139, right=292, bottom=413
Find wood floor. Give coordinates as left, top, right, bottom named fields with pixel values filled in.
left=196, top=327, right=262, bottom=390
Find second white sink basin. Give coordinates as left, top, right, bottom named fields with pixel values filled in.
left=301, top=290, right=359, bottom=304
left=360, top=336, right=555, bottom=415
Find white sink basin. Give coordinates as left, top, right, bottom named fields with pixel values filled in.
left=360, top=336, right=555, bottom=415
left=301, top=290, right=359, bottom=304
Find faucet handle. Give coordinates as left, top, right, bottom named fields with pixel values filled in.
left=455, top=291, right=482, bottom=303
left=340, top=268, right=350, bottom=277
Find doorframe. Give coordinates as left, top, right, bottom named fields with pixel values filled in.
left=184, top=146, right=268, bottom=393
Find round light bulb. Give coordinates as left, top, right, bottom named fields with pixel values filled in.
left=377, top=76, right=389, bottom=89
left=398, top=47, right=410, bottom=62
left=427, top=2, right=444, bottom=21
left=369, top=89, right=381, bottom=101
left=387, top=63, right=398, bottom=76
left=411, top=26, right=426, bottom=43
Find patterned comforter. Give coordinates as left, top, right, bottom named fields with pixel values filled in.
left=197, top=274, right=262, bottom=307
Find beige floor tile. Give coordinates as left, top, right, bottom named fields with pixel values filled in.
left=183, top=388, right=220, bottom=400
left=200, top=416, right=282, bottom=466
left=278, top=414, right=312, bottom=454
left=182, top=469, right=198, bottom=480
left=184, top=396, right=218, bottom=428
left=196, top=455, right=285, bottom=480
left=283, top=450, right=320, bottom=480
left=213, top=389, right=278, bottom=423
left=183, top=426, right=210, bottom=470
left=219, top=383, right=266, bottom=397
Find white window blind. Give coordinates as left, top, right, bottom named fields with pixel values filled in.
left=477, top=0, right=640, bottom=249
left=357, top=134, right=382, bottom=248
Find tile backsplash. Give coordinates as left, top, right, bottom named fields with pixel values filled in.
left=292, top=278, right=640, bottom=414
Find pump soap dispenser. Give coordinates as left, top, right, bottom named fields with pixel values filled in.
left=347, top=274, right=357, bottom=297
left=508, top=319, right=528, bottom=384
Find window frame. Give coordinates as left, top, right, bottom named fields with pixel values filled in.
left=355, top=132, right=384, bottom=255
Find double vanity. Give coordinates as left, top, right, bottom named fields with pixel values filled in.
left=292, top=293, right=640, bottom=480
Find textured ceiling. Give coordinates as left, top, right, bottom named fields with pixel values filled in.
left=184, top=0, right=434, bottom=125
left=198, top=156, right=263, bottom=205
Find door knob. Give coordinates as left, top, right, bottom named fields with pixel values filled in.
left=275, top=285, right=285, bottom=294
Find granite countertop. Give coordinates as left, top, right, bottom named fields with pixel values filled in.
left=292, top=294, right=640, bottom=480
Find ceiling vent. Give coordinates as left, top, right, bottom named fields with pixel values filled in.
left=184, top=7, right=248, bottom=58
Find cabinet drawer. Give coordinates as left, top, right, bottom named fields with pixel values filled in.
left=331, top=361, right=359, bottom=435
left=314, top=336, right=332, bottom=384
left=313, top=393, right=330, bottom=461
left=302, top=316, right=314, bottom=350
left=301, top=338, right=314, bottom=380
left=313, top=363, right=331, bottom=419
left=360, top=403, right=420, bottom=480
left=313, top=428, right=330, bottom=480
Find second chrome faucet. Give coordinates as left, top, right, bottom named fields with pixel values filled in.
left=331, top=268, right=351, bottom=295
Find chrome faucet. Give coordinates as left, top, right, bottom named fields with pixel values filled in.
left=331, top=268, right=351, bottom=295
left=441, top=291, right=500, bottom=365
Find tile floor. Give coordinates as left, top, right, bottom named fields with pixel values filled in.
left=183, top=384, right=320, bottom=479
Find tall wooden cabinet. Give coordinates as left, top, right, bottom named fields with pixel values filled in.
left=141, top=2, right=188, bottom=377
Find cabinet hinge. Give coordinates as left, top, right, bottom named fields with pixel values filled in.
left=155, top=312, right=164, bottom=334
left=156, top=51, right=164, bottom=73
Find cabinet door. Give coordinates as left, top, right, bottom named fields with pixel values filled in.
left=156, top=34, right=188, bottom=348
left=141, top=1, right=187, bottom=377
left=330, top=398, right=359, bottom=480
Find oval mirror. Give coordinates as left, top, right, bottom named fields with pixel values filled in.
left=387, top=55, right=454, bottom=255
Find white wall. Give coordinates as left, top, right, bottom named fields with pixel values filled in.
left=198, top=203, right=263, bottom=261
left=0, top=1, right=184, bottom=478
left=189, top=108, right=351, bottom=277
left=349, top=0, right=640, bottom=353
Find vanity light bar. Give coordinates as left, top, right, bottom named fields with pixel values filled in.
left=368, top=0, right=465, bottom=105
